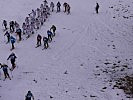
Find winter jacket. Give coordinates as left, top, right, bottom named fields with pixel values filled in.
left=47, top=30, right=52, bottom=35
left=10, top=36, right=16, bottom=44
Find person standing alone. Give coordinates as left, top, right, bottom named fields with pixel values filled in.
left=95, top=2, right=99, bottom=14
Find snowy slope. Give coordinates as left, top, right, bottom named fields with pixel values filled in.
left=0, top=0, right=133, bottom=100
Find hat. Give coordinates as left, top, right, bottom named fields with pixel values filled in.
left=28, top=91, right=31, bottom=93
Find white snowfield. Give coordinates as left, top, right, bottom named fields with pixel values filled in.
left=0, top=0, right=133, bottom=100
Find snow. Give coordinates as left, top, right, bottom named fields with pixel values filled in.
left=0, top=0, right=133, bottom=100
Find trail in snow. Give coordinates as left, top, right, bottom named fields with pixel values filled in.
left=0, top=0, right=133, bottom=100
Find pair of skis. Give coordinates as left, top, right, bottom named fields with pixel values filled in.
left=35, top=45, right=48, bottom=50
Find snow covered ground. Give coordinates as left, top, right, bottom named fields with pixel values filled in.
left=0, top=0, right=133, bottom=100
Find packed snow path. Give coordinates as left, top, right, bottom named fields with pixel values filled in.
left=0, top=0, right=133, bottom=100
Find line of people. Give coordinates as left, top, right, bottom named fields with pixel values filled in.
left=1, top=0, right=71, bottom=81
left=0, top=1, right=71, bottom=99
left=36, top=25, right=56, bottom=50
left=3, top=20, right=21, bottom=50
left=2, top=1, right=71, bottom=51
left=2, top=0, right=51, bottom=50
left=22, top=0, right=50, bottom=39
left=50, top=1, right=71, bottom=14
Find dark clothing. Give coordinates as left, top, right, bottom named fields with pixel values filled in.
left=63, top=3, right=67, bottom=12
left=16, top=28, right=22, bottom=41
left=66, top=4, right=70, bottom=14
left=96, top=3, right=99, bottom=14
left=57, top=2, right=61, bottom=12
left=0, top=64, right=11, bottom=80
left=7, top=53, right=17, bottom=71
left=10, top=21, right=15, bottom=32
left=25, top=91, right=34, bottom=100
left=10, top=36, right=16, bottom=50
left=11, top=43, right=15, bottom=50
left=4, top=31, right=10, bottom=43
left=37, top=34, right=42, bottom=46
left=43, top=37, right=49, bottom=49
left=50, top=25, right=56, bottom=36
left=47, top=30, right=52, bottom=42
left=3, top=20, right=7, bottom=29
left=50, top=2, right=54, bottom=12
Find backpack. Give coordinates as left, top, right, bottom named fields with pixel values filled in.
left=2, top=65, right=8, bottom=72
left=26, top=92, right=32, bottom=99
left=18, top=29, right=21, bottom=33
left=10, top=36, right=16, bottom=44
left=47, top=30, right=52, bottom=35
left=43, top=37, right=48, bottom=42
left=10, top=56, right=15, bottom=62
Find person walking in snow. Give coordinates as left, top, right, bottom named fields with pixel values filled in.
left=22, top=22, right=26, bottom=34
left=25, top=24, right=31, bottom=39
left=2, top=20, right=7, bottom=30
left=25, top=17, right=30, bottom=25
left=39, top=15, right=44, bottom=26
left=25, top=91, right=34, bottom=100
left=46, top=5, right=50, bottom=15
left=63, top=2, right=67, bottom=12
left=66, top=4, right=71, bottom=14
left=56, top=1, right=61, bottom=12
left=31, top=9, right=36, bottom=18
left=35, top=18, right=40, bottom=29
left=50, top=25, right=56, bottom=37
left=50, top=2, right=54, bottom=12
left=16, top=28, right=22, bottom=41
left=4, top=31, right=10, bottom=44
left=43, top=0, right=48, bottom=7
left=14, top=21, right=20, bottom=31
left=43, top=36, right=49, bottom=49
left=30, top=22, right=35, bottom=34
left=36, top=8, right=41, bottom=18
left=10, top=36, right=16, bottom=50
left=47, top=30, right=53, bottom=42
left=95, top=2, right=99, bottom=14
left=7, top=52, right=17, bottom=71
left=40, top=4, right=44, bottom=12
left=42, top=8, right=48, bottom=19
left=9, top=21, right=15, bottom=32
left=0, top=63, right=11, bottom=80
left=36, top=34, right=42, bottom=47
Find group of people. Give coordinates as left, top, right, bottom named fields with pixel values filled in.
left=36, top=25, right=56, bottom=49
left=0, top=52, right=17, bottom=80
left=22, top=0, right=51, bottom=39
left=2, top=0, right=51, bottom=50
left=2, top=0, right=71, bottom=51
left=1, top=1, right=101, bottom=100
left=63, top=2, right=71, bottom=14
left=3, top=20, right=21, bottom=50
left=50, top=1, right=71, bottom=14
